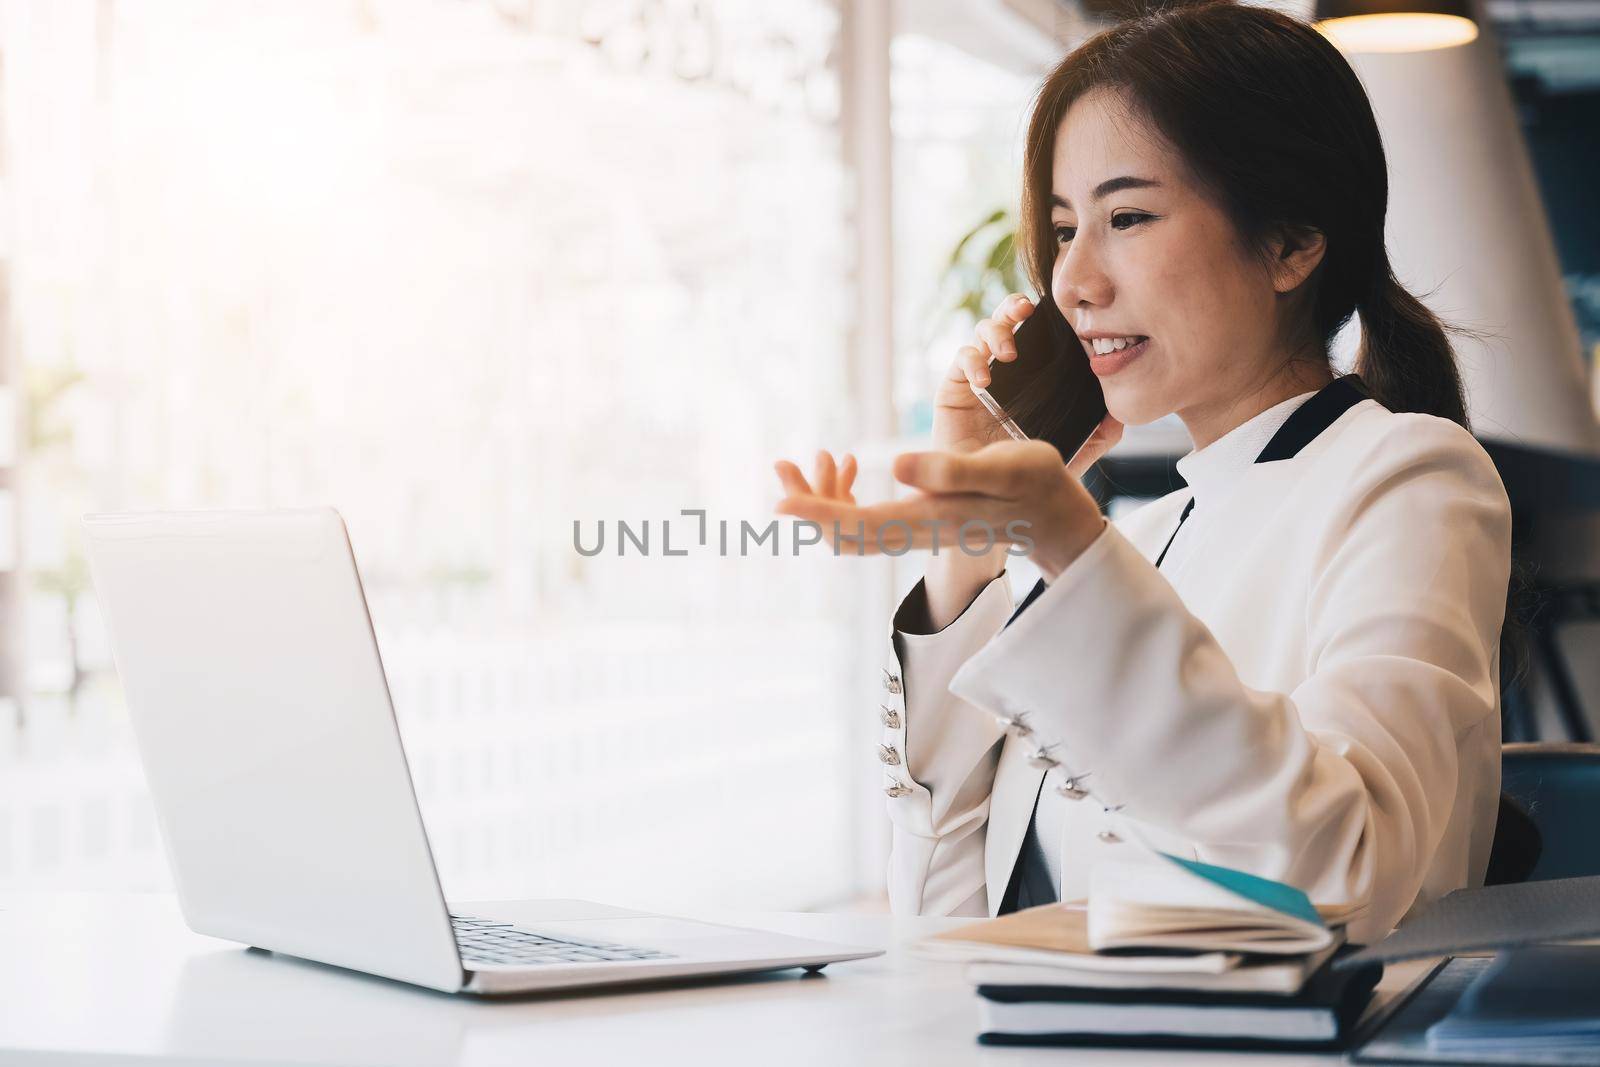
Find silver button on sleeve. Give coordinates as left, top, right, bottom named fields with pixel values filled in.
left=994, top=710, right=1032, bottom=738
left=1026, top=744, right=1060, bottom=771
left=876, top=744, right=901, bottom=767
left=1056, top=774, right=1090, bottom=801
left=880, top=705, right=901, bottom=729
left=881, top=669, right=902, bottom=694
left=884, top=782, right=913, bottom=798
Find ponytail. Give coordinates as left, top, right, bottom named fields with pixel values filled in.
left=1355, top=263, right=1471, bottom=431
left=1358, top=259, right=1532, bottom=742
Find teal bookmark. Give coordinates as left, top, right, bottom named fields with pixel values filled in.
left=1157, top=851, right=1325, bottom=927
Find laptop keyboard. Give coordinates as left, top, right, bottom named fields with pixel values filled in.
left=450, top=914, right=677, bottom=967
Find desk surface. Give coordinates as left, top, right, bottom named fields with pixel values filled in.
left=0, top=893, right=1432, bottom=1066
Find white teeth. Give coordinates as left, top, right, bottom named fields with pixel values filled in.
left=1089, top=336, right=1142, bottom=355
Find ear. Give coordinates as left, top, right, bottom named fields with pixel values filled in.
left=1269, top=224, right=1326, bottom=295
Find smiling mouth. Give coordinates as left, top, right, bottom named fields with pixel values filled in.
left=1085, top=335, right=1148, bottom=356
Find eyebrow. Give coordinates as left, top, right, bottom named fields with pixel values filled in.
left=1051, top=176, right=1162, bottom=210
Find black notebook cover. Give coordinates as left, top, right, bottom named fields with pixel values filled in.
left=976, top=948, right=1384, bottom=1051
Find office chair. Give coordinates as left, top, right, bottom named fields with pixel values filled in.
left=1485, top=743, right=1600, bottom=885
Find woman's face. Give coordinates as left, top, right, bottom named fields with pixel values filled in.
left=1048, top=88, right=1310, bottom=434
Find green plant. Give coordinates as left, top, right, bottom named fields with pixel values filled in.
left=897, top=205, right=1027, bottom=436
left=938, top=206, right=1026, bottom=330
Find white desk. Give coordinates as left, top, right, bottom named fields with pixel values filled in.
left=0, top=893, right=1430, bottom=1066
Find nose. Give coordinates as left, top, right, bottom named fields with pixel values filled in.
left=1052, top=233, right=1113, bottom=313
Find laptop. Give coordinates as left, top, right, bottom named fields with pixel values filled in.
left=82, top=507, right=881, bottom=995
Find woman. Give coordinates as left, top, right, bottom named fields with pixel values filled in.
left=772, top=0, right=1512, bottom=945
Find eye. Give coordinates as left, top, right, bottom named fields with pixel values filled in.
left=1112, top=211, right=1153, bottom=230
left=1053, top=224, right=1076, bottom=244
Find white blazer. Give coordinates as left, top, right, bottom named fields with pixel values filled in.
left=876, top=396, right=1512, bottom=944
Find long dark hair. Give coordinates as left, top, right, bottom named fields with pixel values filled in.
left=1015, top=0, right=1470, bottom=428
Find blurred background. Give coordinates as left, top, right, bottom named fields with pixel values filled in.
left=0, top=0, right=1596, bottom=913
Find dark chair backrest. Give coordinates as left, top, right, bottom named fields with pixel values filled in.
left=1487, top=743, right=1600, bottom=885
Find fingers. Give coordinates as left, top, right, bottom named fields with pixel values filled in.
left=892, top=440, right=1056, bottom=498
left=777, top=451, right=857, bottom=504
left=892, top=450, right=995, bottom=497
left=971, top=295, right=1036, bottom=371
left=773, top=459, right=812, bottom=499
left=991, top=292, right=1036, bottom=329
left=976, top=294, right=1036, bottom=360
left=774, top=492, right=1023, bottom=555
left=1065, top=413, right=1126, bottom=479
left=976, top=318, right=1016, bottom=365
left=813, top=450, right=837, bottom=499
left=950, top=296, right=1036, bottom=393
left=956, top=344, right=991, bottom=389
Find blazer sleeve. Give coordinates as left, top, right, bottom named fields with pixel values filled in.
left=880, top=570, right=1015, bottom=917
left=945, top=415, right=1513, bottom=942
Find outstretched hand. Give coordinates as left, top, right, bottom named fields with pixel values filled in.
left=772, top=439, right=1106, bottom=582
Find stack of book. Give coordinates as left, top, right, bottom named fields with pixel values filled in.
left=916, top=851, right=1383, bottom=1052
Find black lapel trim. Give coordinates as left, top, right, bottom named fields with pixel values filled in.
left=1004, top=578, right=1048, bottom=630
left=1253, top=374, right=1374, bottom=464
left=998, top=773, right=1053, bottom=915
left=1005, top=375, right=1378, bottom=622
left=1155, top=497, right=1196, bottom=569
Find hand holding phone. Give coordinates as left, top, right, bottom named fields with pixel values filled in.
left=968, top=296, right=1109, bottom=469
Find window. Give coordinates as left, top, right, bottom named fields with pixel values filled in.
left=0, top=0, right=867, bottom=912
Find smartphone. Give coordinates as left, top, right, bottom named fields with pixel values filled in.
left=969, top=298, right=1108, bottom=466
